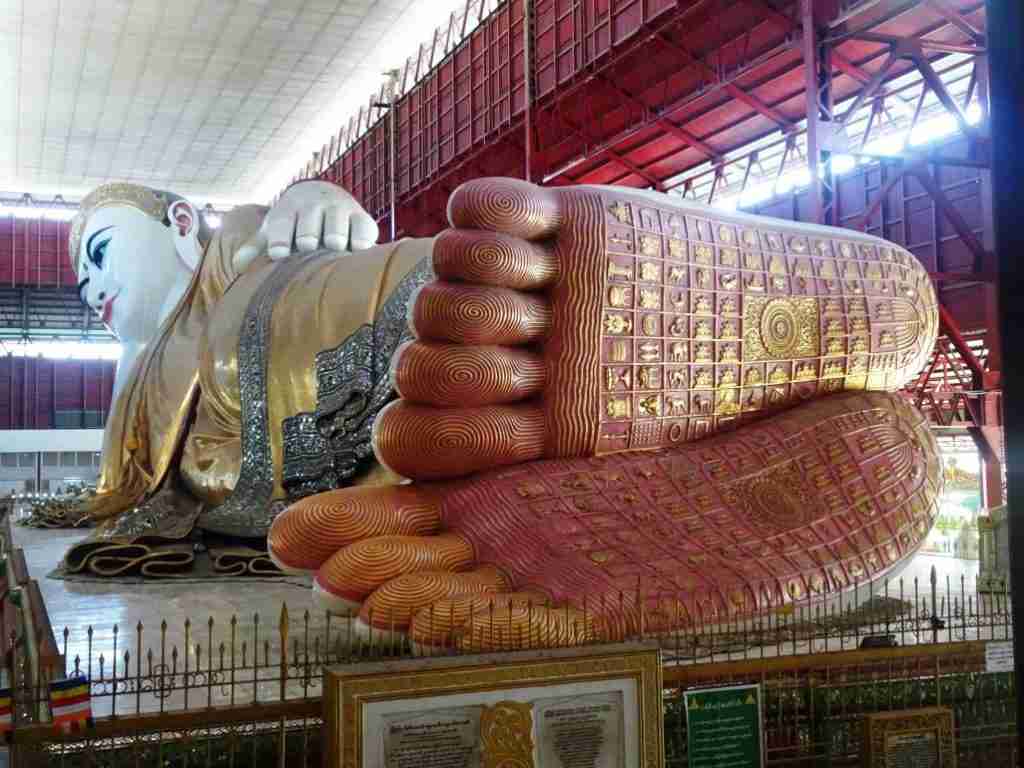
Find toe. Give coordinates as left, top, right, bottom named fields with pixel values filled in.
left=358, top=566, right=508, bottom=634
left=447, top=178, right=562, bottom=240
left=392, top=342, right=545, bottom=407
left=409, top=593, right=597, bottom=653
left=372, top=401, right=544, bottom=480
left=267, top=485, right=442, bottom=574
left=314, top=534, right=474, bottom=612
left=410, top=282, right=551, bottom=345
left=433, top=230, right=558, bottom=290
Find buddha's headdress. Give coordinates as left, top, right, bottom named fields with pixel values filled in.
left=69, top=183, right=184, bottom=273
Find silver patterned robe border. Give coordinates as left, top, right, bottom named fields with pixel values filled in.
left=282, top=256, right=434, bottom=499
left=198, top=254, right=322, bottom=538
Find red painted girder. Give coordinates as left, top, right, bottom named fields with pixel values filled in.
left=606, top=148, right=667, bottom=191
left=938, top=301, right=992, bottom=389
left=924, top=0, right=985, bottom=43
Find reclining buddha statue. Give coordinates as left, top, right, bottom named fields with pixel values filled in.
left=65, top=175, right=941, bottom=649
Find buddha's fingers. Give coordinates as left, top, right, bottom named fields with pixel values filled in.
left=314, top=534, right=475, bottom=614
left=373, top=402, right=544, bottom=480
left=267, top=486, right=442, bottom=574
left=392, top=342, right=546, bottom=407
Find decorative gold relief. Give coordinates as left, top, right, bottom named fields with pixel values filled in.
left=638, top=342, right=660, bottom=361
left=605, top=368, right=631, bottom=390
left=606, top=398, right=632, bottom=418
left=667, top=368, right=686, bottom=388
left=642, top=315, right=658, bottom=336
left=669, top=317, right=687, bottom=336
left=694, top=295, right=712, bottom=314
left=794, top=363, right=816, bottom=380
left=719, top=345, right=738, bottom=363
left=720, top=247, right=738, bottom=266
left=481, top=702, right=535, bottom=768
left=607, top=261, right=632, bottom=280
left=639, top=395, right=661, bottom=417
left=639, top=288, right=660, bottom=309
left=695, top=320, right=713, bottom=338
left=609, top=286, right=631, bottom=307
left=604, top=314, right=632, bottom=335
left=609, top=201, right=631, bottom=223
left=694, top=369, right=713, bottom=388
left=669, top=342, right=687, bottom=361
left=668, top=238, right=684, bottom=258
left=609, top=341, right=628, bottom=362
left=768, top=366, right=788, bottom=384
left=743, top=297, right=820, bottom=361
left=666, top=395, right=687, bottom=415
left=640, top=235, right=659, bottom=256
left=694, top=244, right=713, bottom=263
left=638, top=367, right=658, bottom=389
left=718, top=369, right=737, bottom=387
left=720, top=320, right=738, bottom=338
left=695, top=343, right=713, bottom=362
left=640, top=262, right=661, bottom=282
left=744, top=368, right=762, bottom=386
left=668, top=265, right=685, bottom=283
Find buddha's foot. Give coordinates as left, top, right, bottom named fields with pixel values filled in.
left=372, top=177, right=938, bottom=482
left=269, top=391, right=942, bottom=651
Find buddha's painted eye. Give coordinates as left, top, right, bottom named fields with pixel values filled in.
left=85, top=225, right=114, bottom=270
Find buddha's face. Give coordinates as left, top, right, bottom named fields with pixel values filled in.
left=76, top=205, right=193, bottom=344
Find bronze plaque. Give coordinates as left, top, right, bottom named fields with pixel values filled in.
left=863, top=708, right=955, bottom=768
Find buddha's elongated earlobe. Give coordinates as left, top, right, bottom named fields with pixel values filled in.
left=169, top=199, right=202, bottom=271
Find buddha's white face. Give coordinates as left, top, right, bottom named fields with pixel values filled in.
left=76, top=205, right=194, bottom=345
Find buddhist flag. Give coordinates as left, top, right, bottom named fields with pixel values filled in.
left=49, top=677, right=92, bottom=733
left=0, top=687, right=11, bottom=733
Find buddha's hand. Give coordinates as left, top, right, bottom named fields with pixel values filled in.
left=234, top=180, right=379, bottom=270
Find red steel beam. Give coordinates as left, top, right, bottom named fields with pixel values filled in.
left=722, top=82, right=795, bottom=131
left=938, top=302, right=989, bottom=387
left=909, top=166, right=989, bottom=273
left=924, top=0, right=984, bottom=43
left=853, top=30, right=984, bottom=55
left=656, top=118, right=720, bottom=160
left=606, top=148, right=667, bottom=191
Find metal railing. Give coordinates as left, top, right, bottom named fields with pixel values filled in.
left=0, top=567, right=1009, bottom=722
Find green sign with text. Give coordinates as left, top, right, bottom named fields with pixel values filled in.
left=684, top=684, right=764, bottom=768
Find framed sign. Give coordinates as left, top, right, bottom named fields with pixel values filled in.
left=863, top=707, right=956, bottom=768
left=325, top=643, right=663, bottom=768
left=683, top=684, right=764, bottom=768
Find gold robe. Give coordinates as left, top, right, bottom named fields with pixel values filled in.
left=90, top=206, right=429, bottom=522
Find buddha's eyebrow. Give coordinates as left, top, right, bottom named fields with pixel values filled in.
left=85, top=225, right=114, bottom=264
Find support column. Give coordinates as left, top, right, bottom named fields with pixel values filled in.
left=802, top=0, right=836, bottom=225
left=523, top=0, right=534, bottom=182
left=983, top=455, right=1005, bottom=510
left=986, top=0, right=1024, bottom=734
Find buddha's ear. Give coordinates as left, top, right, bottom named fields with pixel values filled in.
left=168, top=199, right=202, bottom=271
